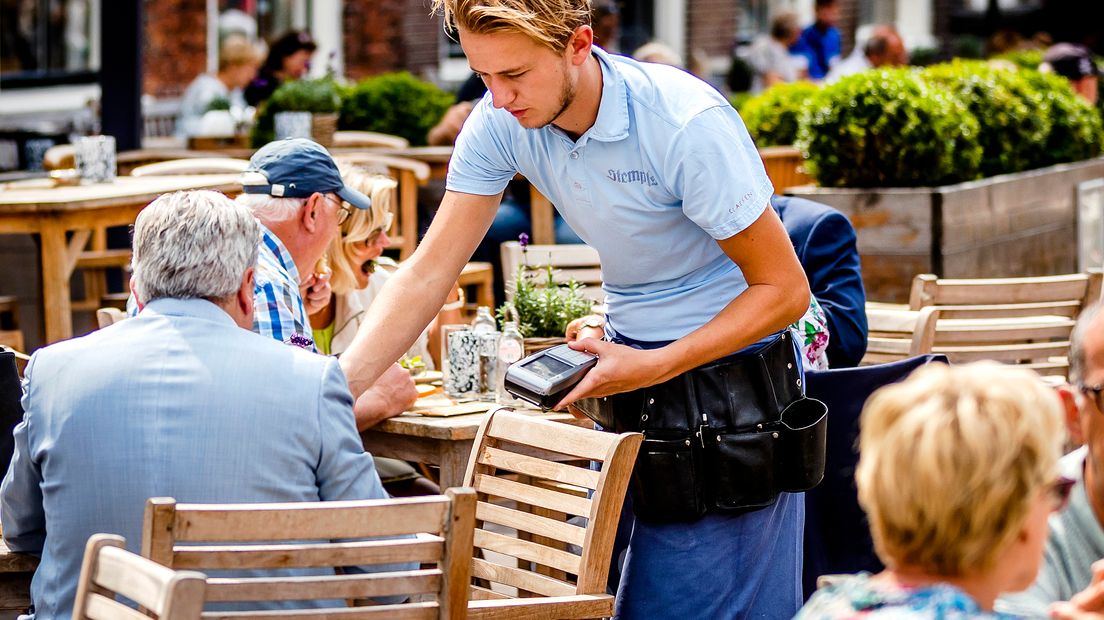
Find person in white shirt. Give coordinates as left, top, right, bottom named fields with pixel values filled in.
left=177, top=34, right=260, bottom=137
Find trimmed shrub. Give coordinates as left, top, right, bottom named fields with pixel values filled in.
left=1018, top=69, right=1104, bottom=166
left=739, top=81, right=820, bottom=147
left=250, top=78, right=341, bottom=147
left=339, top=72, right=453, bottom=146
left=922, top=60, right=1050, bottom=176
left=797, top=68, right=982, bottom=187
left=993, top=49, right=1045, bottom=71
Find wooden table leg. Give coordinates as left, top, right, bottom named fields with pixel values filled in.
left=437, top=441, right=474, bottom=491
left=39, top=220, right=73, bottom=343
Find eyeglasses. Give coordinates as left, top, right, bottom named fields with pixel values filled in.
left=344, top=211, right=394, bottom=244
left=1048, top=476, right=1076, bottom=512
left=322, top=194, right=352, bottom=226
left=1078, top=382, right=1104, bottom=412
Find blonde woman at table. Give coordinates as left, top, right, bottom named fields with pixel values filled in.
left=308, top=166, right=464, bottom=365
left=797, top=362, right=1069, bottom=619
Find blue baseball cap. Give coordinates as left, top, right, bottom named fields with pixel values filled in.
left=240, top=138, right=371, bottom=210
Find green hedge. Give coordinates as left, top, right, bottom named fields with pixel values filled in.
left=1017, top=69, right=1104, bottom=166
left=922, top=60, right=1050, bottom=177
left=339, top=72, right=453, bottom=146
left=739, top=82, right=821, bottom=147
left=797, top=68, right=983, bottom=187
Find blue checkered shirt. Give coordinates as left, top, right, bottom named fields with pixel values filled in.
left=254, top=225, right=315, bottom=352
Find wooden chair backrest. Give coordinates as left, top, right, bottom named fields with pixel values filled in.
left=129, top=158, right=249, bottom=177
left=73, top=534, right=207, bottom=620
left=907, top=271, right=1103, bottom=316
left=499, top=241, right=604, bottom=305
left=911, top=306, right=1075, bottom=378
left=462, top=410, right=641, bottom=613
left=863, top=304, right=1075, bottom=378
left=333, top=131, right=410, bottom=150
left=333, top=153, right=431, bottom=260
left=862, top=304, right=919, bottom=366
left=96, top=307, right=128, bottom=329
left=142, top=490, right=477, bottom=619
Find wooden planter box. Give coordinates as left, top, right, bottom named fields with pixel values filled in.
left=760, top=146, right=813, bottom=192
left=785, top=157, right=1104, bottom=303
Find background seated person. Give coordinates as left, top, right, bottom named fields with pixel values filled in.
left=0, top=191, right=396, bottom=618
left=797, top=362, right=1067, bottom=618
left=244, top=30, right=316, bottom=107
left=771, top=195, right=867, bottom=368
left=177, top=34, right=260, bottom=137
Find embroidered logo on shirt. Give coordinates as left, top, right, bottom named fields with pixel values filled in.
left=606, top=168, right=658, bottom=187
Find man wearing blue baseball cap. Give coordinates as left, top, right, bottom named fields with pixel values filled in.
left=235, top=138, right=418, bottom=428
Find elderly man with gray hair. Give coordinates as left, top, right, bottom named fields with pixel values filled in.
left=0, top=190, right=393, bottom=619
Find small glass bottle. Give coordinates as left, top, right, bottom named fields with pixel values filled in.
left=496, top=321, right=526, bottom=406
left=472, top=306, right=496, bottom=333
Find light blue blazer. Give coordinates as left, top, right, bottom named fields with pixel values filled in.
left=0, top=298, right=388, bottom=618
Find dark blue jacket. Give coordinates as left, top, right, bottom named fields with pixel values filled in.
left=772, top=195, right=867, bottom=368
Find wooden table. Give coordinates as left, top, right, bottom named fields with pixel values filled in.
left=374, top=146, right=559, bottom=246
left=361, top=407, right=581, bottom=490
left=0, top=175, right=240, bottom=344
left=0, top=537, right=37, bottom=613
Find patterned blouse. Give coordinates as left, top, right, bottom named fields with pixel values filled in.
left=796, top=573, right=1022, bottom=619
left=792, top=295, right=830, bottom=371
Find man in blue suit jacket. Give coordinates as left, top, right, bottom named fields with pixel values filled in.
left=0, top=190, right=393, bottom=618
left=772, top=195, right=868, bottom=368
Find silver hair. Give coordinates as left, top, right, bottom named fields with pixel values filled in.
left=132, top=190, right=260, bottom=304
left=1070, top=302, right=1103, bottom=385
left=234, top=193, right=308, bottom=224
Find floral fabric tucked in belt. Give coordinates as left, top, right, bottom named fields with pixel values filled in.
left=792, top=295, right=830, bottom=371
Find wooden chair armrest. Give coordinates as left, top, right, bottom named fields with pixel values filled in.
left=468, top=594, right=614, bottom=620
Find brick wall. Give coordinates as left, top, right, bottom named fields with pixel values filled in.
left=143, top=0, right=207, bottom=98
left=687, top=0, right=739, bottom=57
left=344, top=0, right=407, bottom=81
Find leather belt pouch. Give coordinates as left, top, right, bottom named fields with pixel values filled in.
left=577, top=332, right=827, bottom=523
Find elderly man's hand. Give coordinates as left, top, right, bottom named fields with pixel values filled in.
left=352, top=362, right=418, bottom=430
left=301, top=272, right=332, bottom=317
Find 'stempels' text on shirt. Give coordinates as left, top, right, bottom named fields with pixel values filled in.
left=607, top=168, right=659, bottom=187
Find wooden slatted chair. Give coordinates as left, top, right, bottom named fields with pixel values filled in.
left=911, top=307, right=1075, bottom=378
left=462, top=409, right=642, bottom=619
left=73, top=534, right=206, bottom=620
left=333, top=131, right=410, bottom=150
left=908, top=271, right=1103, bottom=316
left=129, top=158, right=249, bottom=177
left=863, top=304, right=1076, bottom=378
left=334, top=153, right=431, bottom=260
left=499, top=241, right=604, bottom=306
left=142, top=489, right=476, bottom=619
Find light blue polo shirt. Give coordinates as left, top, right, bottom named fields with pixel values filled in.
left=448, top=47, right=774, bottom=342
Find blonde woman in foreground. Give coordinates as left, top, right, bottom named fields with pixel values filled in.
left=797, top=362, right=1068, bottom=619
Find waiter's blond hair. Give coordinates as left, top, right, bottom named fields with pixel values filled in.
left=431, top=0, right=591, bottom=53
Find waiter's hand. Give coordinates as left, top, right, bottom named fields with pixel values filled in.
left=554, top=338, right=668, bottom=410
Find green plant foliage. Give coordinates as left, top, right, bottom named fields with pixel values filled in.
left=339, top=72, right=454, bottom=146
left=728, top=91, right=752, bottom=112
left=922, top=60, right=1051, bottom=176
left=206, top=96, right=231, bottom=112
left=249, top=78, right=341, bottom=146
left=497, top=263, right=592, bottom=338
left=739, top=81, right=820, bottom=147
left=993, top=49, right=1044, bottom=70
left=796, top=68, right=982, bottom=187
left=908, top=47, right=942, bottom=67
left=1018, top=69, right=1104, bottom=166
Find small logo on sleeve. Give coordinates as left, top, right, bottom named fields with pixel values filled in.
left=606, top=168, right=658, bottom=187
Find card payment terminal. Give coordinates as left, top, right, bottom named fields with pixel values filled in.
left=504, top=344, right=599, bottom=411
